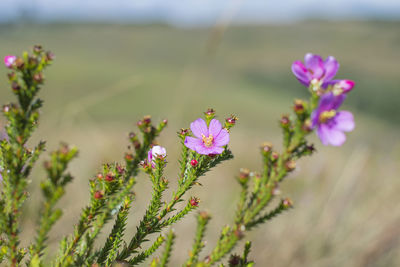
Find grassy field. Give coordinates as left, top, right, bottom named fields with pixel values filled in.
left=0, top=21, right=399, bottom=266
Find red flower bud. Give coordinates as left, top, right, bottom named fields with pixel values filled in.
left=179, top=128, right=189, bottom=136
left=94, top=191, right=103, bottom=199
left=143, top=115, right=151, bottom=124
left=204, top=108, right=215, bottom=116
left=105, top=173, right=114, bottom=182
left=190, top=197, right=199, bottom=207
left=294, top=99, right=305, bottom=114
left=190, top=159, right=198, bottom=167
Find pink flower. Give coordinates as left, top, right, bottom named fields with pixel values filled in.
left=311, top=92, right=355, bottom=146
left=147, top=146, right=167, bottom=167
left=4, top=55, right=16, bottom=68
left=184, top=118, right=229, bottom=155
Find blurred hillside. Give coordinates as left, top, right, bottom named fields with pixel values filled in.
left=0, top=21, right=399, bottom=266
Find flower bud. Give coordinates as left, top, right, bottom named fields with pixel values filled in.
left=46, top=51, right=55, bottom=61
left=204, top=108, right=215, bottom=117
left=179, top=128, right=189, bottom=137
left=94, top=191, right=103, bottom=199
left=238, top=168, right=250, bottom=184
left=302, top=119, right=312, bottom=132
left=33, top=73, right=43, bottom=83
left=105, top=173, right=114, bottom=182
left=3, top=105, right=10, bottom=113
left=125, top=153, right=134, bottom=161
left=11, top=82, right=20, bottom=92
left=225, top=115, right=238, bottom=129
left=116, top=165, right=125, bottom=174
left=199, top=211, right=210, bottom=220
left=33, top=45, right=43, bottom=54
left=282, top=198, right=293, bottom=208
left=261, top=142, right=273, bottom=155
left=294, top=99, right=305, bottom=114
left=285, top=160, right=296, bottom=171
left=7, top=72, right=16, bottom=80
left=15, top=58, right=25, bottom=70
left=189, top=197, right=199, bottom=207
left=143, top=115, right=151, bottom=125
left=190, top=159, right=198, bottom=167
left=271, top=151, right=279, bottom=161
left=97, top=173, right=103, bottom=180
left=228, top=254, right=241, bottom=266
left=28, top=56, right=38, bottom=67
left=280, top=115, right=290, bottom=128
left=204, top=108, right=216, bottom=122
left=129, top=132, right=136, bottom=141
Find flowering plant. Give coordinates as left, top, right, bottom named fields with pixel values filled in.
left=0, top=47, right=354, bottom=266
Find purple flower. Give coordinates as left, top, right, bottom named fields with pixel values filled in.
left=184, top=118, right=229, bottom=155
left=291, top=53, right=339, bottom=87
left=311, top=92, right=355, bottom=146
left=147, top=145, right=167, bottom=167
left=4, top=55, right=16, bottom=68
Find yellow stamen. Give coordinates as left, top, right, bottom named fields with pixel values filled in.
left=201, top=134, right=214, bottom=147
left=319, top=110, right=336, bottom=123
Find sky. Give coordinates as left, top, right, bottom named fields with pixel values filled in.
left=0, top=0, right=400, bottom=26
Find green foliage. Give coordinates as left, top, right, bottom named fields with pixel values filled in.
left=159, top=230, right=175, bottom=267
left=185, top=212, right=211, bottom=266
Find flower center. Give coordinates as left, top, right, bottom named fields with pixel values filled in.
left=310, top=78, right=322, bottom=92
left=319, top=110, right=336, bottom=123
left=201, top=134, right=214, bottom=147
left=332, top=84, right=343, bottom=95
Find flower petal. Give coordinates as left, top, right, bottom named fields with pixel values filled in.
left=331, top=93, right=346, bottom=110
left=214, top=129, right=229, bottom=147
left=338, top=80, right=355, bottom=93
left=304, top=53, right=324, bottom=79
left=318, top=92, right=345, bottom=111
left=205, top=146, right=224, bottom=155
left=194, top=144, right=213, bottom=155
left=152, top=145, right=166, bottom=158
left=291, top=61, right=310, bottom=86
left=310, top=109, right=320, bottom=129
left=184, top=136, right=202, bottom=151
left=4, top=55, right=16, bottom=68
left=323, top=56, right=339, bottom=82
left=208, top=119, right=222, bottom=137
left=190, top=118, right=208, bottom=138
left=318, top=124, right=346, bottom=146
left=334, top=111, right=355, bottom=132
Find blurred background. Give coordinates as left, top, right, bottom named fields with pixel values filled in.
left=1, top=0, right=400, bottom=266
